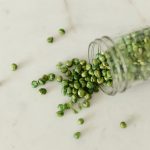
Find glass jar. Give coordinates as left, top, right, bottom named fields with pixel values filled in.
left=88, top=27, right=150, bottom=95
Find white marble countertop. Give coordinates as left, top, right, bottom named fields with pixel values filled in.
left=0, top=0, right=150, bottom=150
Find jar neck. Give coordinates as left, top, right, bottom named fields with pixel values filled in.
left=88, top=37, right=128, bottom=95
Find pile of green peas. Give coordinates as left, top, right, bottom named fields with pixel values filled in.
left=31, top=54, right=112, bottom=139
left=31, top=55, right=112, bottom=115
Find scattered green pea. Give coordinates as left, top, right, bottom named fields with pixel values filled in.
left=77, top=118, right=84, bottom=125
left=120, top=121, right=127, bottom=128
left=82, top=100, right=90, bottom=108
left=74, top=132, right=81, bottom=139
left=11, top=63, right=18, bottom=71
left=56, top=111, right=64, bottom=117
left=56, top=75, right=63, bottom=82
left=47, top=37, right=54, bottom=43
left=48, top=73, right=55, bottom=81
left=31, top=80, right=38, bottom=88
left=59, top=28, right=66, bottom=35
left=39, top=88, right=47, bottom=95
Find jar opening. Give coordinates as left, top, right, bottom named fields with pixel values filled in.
left=88, top=37, right=127, bottom=95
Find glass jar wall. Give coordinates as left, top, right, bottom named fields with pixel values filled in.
left=88, top=27, right=150, bottom=95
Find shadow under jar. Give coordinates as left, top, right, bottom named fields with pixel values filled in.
left=88, top=27, right=150, bottom=95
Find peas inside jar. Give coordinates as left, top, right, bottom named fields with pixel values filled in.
left=88, top=27, right=150, bottom=95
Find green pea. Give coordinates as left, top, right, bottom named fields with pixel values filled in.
left=72, top=58, right=79, bottom=65
left=58, top=104, right=64, bottom=111
left=48, top=73, right=55, bottom=81
left=102, top=70, right=107, bottom=76
left=92, top=59, right=99, bottom=66
left=67, top=87, right=72, bottom=95
left=80, top=80, right=86, bottom=88
left=84, top=93, right=91, bottom=100
left=31, top=80, right=39, bottom=88
left=59, top=28, right=66, bottom=35
left=85, top=77, right=91, bottom=82
left=88, top=69, right=94, bottom=75
left=99, top=54, right=106, bottom=62
left=92, top=65, right=98, bottom=70
left=72, top=88, right=78, bottom=95
left=56, top=75, right=63, bottom=82
left=106, top=71, right=112, bottom=78
left=86, top=64, right=92, bottom=70
left=91, top=76, right=97, bottom=82
left=73, top=73, right=80, bottom=80
left=74, top=82, right=80, bottom=89
left=82, top=65, right=86, bottom=70
left=42, top=74, right=49, bottom=82
left=69, top=83, right=74, bottom=88
left=78, top=88, right=86, bottom=98
left=75, top=65, right=82, bottom=73
left=106, top=80, right=113, bottom=86
left=71, top=95, right=78, bottom=103
left=60, top=66, right=68, bottom=73
left=62, top=80, right=69, bottom=87
left=99, top=64, right=105, bottom=69
left=58, top=104, right=69, bottom=111
left=47, top=37, right=54, bottom=43
left=77, top=118, right=84, bottom=125
left=11, top=63, right=18, bottom=71
left=39, top=88, right=47, bottom=95
left=56, top=62, right=63, bottom=69
left=97, top=78, right=104, bottom=84
left=80, top=60, right=86, bottom=66
left=66, top=70, right=72, bottom=76
left=56, top=111, right=64, bottom=117
left=81, top=71, right=88, bottom=77
left=94, top=70, right=101, bottom=78
left=74, top=132, right=81, bottom=139
left=38, top=78, right=46, bottom=85
left=120, top=121, right=127, bottom=128
left=64, top=103, right=70, bottom=110
left=86, top=82, right=94, bottom=89
left=65, top=60, right=72, bottom=67
left=79, top=78, right=85, bottom=83
left=82, top=100, right=90, bottom=108
left=62, top=87, right=67, bottom=95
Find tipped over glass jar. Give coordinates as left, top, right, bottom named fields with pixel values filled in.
left=88, top=27, right=150, bottom=95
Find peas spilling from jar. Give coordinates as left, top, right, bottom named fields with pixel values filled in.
left=31, top=55, right=112, bottom=113
left=31, top=27, right=150, bottom=139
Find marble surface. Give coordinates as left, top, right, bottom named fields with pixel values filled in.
left=0, top=0, right=150, bottom=150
